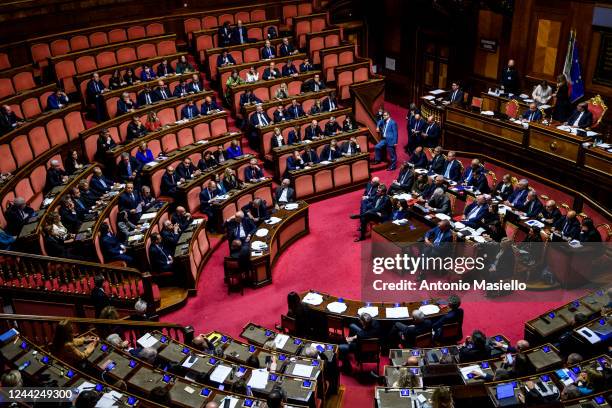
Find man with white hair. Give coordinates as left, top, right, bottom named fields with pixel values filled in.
left=274, top=179, right=295, bottom=209
left=541, top=200, right=561, bottom=225
left=426, top=187, right=451, bottom=215
left=160, top=219, right=180, bottom=253
left=138, top=347, right=157, bottom=365
left=5, top=197, right=35, bottom=236
left=44, top=160, right=68, bottom=192
left=171, top=206, right=192, bottom=232
left=516, top=190, right=543, bottom=218
left=106, top=333, right=129, bottom=350
left=225, top=210, right=256, bottom=245
left=463, top=195, right=489, bottom=226
left=129, top=299, right=153, bottom=321
left=388, top=309, right=432, bottom=348
left=505, top=179, right=529, bottom=207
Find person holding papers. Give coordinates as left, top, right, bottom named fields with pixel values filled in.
left=242, top=198, right=268, bottom=225
left=374, top=111, right=398, bottom=171
left=532, top=79, right=553, bottom=105
left=468, top=168, right=490, bottom=194
left=338, top=313, right=381, bottom=372
left=564, top=102, right=593, bottom=129
left=522, top=103, right=542, bottom=122
left=118, top=182, right=143, bottom=223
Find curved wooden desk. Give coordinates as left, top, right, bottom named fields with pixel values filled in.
left=249, top=201, right=310, bottom=286
left=208, top=178, right=273, bottom=231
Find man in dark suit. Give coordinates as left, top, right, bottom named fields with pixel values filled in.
left=285, top=151, right=306, bottom=177
left=493, top=174, right=514, bottom=201
left=117, top=93, right=136, bottom=115
left=200, top=96, right=221, bottom=115
left=279, top=37, right=297, bottom=57
left=340, top=137, right=361, bottom=156
left=117, top=153, right=142, bottom=184
left=89, top=167, right=113, bottom=196
left=149, top=233, right=174, bottom=273
left=242, top=198, right=268, bottom=224
left=86, top=72, right=108, bottom=121
left=260, top=40, right=276, bottom=59
left=282, top=60, right=299, bottom=77
left=501, top=59, right=519, bottom=95
left=432, top=295, right=464, bottom=341
left=160, top=166, right=179, bottom=197
left=428, top=146, right=446, bottom=175
left=154, top=80, right=172, bottom=101
left=441, top=151, right=462, bottom=182
left=304, top=74, right=326, bottom=92
left=522, top=103, right=542, bottom=122
left=388, top=163, right=414, bottom=195
left=232, top=20, right=249, bottom=45
left=137, top=86, right=155, bottom=106
left=408, top=146, right=428, bottom=169
left=5, top=197, right=35, bottom=236
left=426, top=188, right=452, bottom=216
left=421, top=116, right=440, bottom=148
left=553, top=210, right=580, bottom=239
left=176, top=158, right=199, bottom=181
left=274, top=179, right=295, bottom=208
left=299, top=58, right=314, bottom=72
left=244, top=158, right=264, bottom=182
left=69, top=187, right=90, bottom=220
left=171, top=206, right=192, bottom=232
left=91, top=274, right=110, bottom=318
left=461, top=159, right=484, bottom=185
left=44, top=160, right=68, bottom=193
left=421, top=175, right=447, bottom=200
left=565, top=102, right=593, bottom=129
left=320, top=139, right=341, bottom=161
left=218, top=21, right=233, bottom=47
left=173, top=79, right=189, bottom=97
left=458, top=330, right=492, bottom=363
left=516, top=190, right=543, bottom=218
left=187, top=74, right=204, bottom=93
left=422, top=219, right=453, bottom=259
left=156, top=59, right=174, bottom=77
left=462, top=195, right=489, bottom=227
left=273, top=105, right=288, bottom=123
left=338, top=313, right=381, bottom=372
left=322, top=93, right=339, bottom=112
left=324, top=116, right=341, bottom=136
left=180, top=100, right=200, bottom=120
left=304, top=120, right=323, bottom=140
left=406, top=113, right=426, bottom=153
left=140, top=186, right=156, bottom=211
left=446, top=82, right=464, bottom=105
left=240, top=90, right=262, bottom=107
left=46, top=89, right=69, bottom=110
left=139, top=65, right=156, bottom=82
left=100, top=222, right=133, bottom=264
left=287, top=127, right=301, bottom=144
left=250, top=105, right=271, bottom=127
left=0, top=105, right=23, bottom=135
left=541, top=200, right=562, bottom=225
left=389, top=309, right=432, bottom=348
left=468, top=169, right=491, bottom=194
left=225, top=210, right=256, bottom=244
left=118, top=182, right=143, bottom=222
left=216, top=50, right=236, bottom=68
left=126, top=116, right=148, bottom=140
left=302, top=146, right=319, bottom=165
left=160, top=220, right=181, bottom=253
left=355, top=184, right=392, bottom=241
left=505, top=179, right=529, bottom=208
left=262, top=62, right=281, bottom=80
left=199, top=180, right=219, bottom=223
left=287, top=99, right=305, bottom=119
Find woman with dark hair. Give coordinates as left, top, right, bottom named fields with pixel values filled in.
left=552, top=74, right=571, bottom=122
left=579, top=218, right=602, bottom=242
left=286, top=291, right=312, bottom=337
left=123, top=68, right=137, bottom=86
left=51, top=320, right=98, bottom=366
left=109, top=69, right=122, bottom=90
left=391, top=199, right=409, bottom=221
left=65, top=150, right=85, bottom=175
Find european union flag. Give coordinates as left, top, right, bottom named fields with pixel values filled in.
left=563, top=30, right=585, bottom=103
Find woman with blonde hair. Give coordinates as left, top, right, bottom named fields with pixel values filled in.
left=145, top=111, right=161, bottom=131
left=51, top=320, right=98, bottom=366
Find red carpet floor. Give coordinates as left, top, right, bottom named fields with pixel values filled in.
left=162, top=104, right=588, bottom=406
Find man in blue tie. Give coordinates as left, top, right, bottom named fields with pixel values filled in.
left=374, top=111, right=398, bottom=171
left=181, top=100, right=199, bottom=120
left=421, top=219, right=453, bottom=278
left=462, top=195, right=489, bottom=227
left=522, top=103, right=542, bottom=122
left=505, top=179, right=529, bottom=208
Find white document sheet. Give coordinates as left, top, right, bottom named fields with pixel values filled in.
left=274, top=334, right=289, bottom=349
left=292, top=364, right=314, bottom=378
left=386, top=307, right=409, bottom=319
left=327, top=302, right=348, bottom=313
left=247, top=369, right=269, bottom=389
left=136, top=333, right=158, bottom=348
left=210, top=365, right=232, bottom=383
left=357, top=306, right=379, bottom=317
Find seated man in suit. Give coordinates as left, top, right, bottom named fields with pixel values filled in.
left=302, top=145, right=319, bottom=165
left=320, top=139, right=341, bottom=161
left=176, top=157, right=201, bottom=181
left=126, top=116, right=148, bottom=140
left=405, top=113, right=426, bottom=153
left=322, top=92, right=339, bottom=112
left=154, top=80, right=172, bottom=101
left=118, top=182, right=143, bottom=222
left=244, top=158, right=264, bottom=182
left=540, top=200, right=562, bottom=225
left=468, top=168, right=490, bottom=194
left=388, top=163, right=414, bottom=195
left=389, top=310, right=432, bottom=348
left=180, top=100, right=200, bottom=120
left=273, top=105, right=288, bottom=123
left=100, top=222, right=133, bottom=264
left=173, top=79, right=189, bottom=97
left=461, top=159, right=483, bottom=185
left=262, top=61, right=281, bottom=80
left=117, top=92, right=136, bottom=115
left=299, top=57, right=314, bottom=72
left=282, top=60, right=299, bottom=77
left=458, top=330, right=492, bottom=363
left=505, top=179, right=529, bottom=208
left=242, top=198, right=268, bottom=225
left=232, top=20, right=249, bottom=45
left=408, top=146, right=428, bottom=169
left=432, top=294, right=464, bottom=341
left=446, top=81, right=464, bottom=105
left=516, top=190, right=543, bottom=218
left=355, top=184, right=392, bottom=242
left=137, top=86, right=156, bottom=106
left=140, top=186, right=156, bottom=211
left=69, top=186, right=91, bottom=219
left=117, top=152, right=142, bottom=184
left=46, top=88, right=69, bottom=110
left=44, top=160, right=68, bottom=193
left=522, top=103, right=542, bottom=122
left=422, top=219, right=453, bottom=259
left=488, top=238, right=515, bottom=282
left=274, top=179, right=295, bottom=209
left=86, top=72, right=109, bottom=121
left=304, top=74, right=326, bottom=92
left=240, top=89, right=262, bottom=107
left=285, top=151, right=306, bottom=177
left=553, top=210, right=580, bottom=239
left=564, top=102, right=593, bottom=129
left=304, top=119, right=323, bottom=140
left=420, top=116, right=440, bottom=148
left=218, top=21, right=233, bottom=47
left=493, top=174, right=514, bottom=201
left=89, top=166, right=113, bottom=196
left=261, top=39, right=276, bottom=59
left=349, top=176, right=380, bottom=218
left=462, top=195, right=489, bottom=227
left=441, top=151, right=462, bottom=182
left=279, top=37, right=298, bottom=57
left=216, top=50, right=236, bottom=67
left=148, top=232, right=174, bottom=273
left=420, top=174, right=447, bottom=200
left=428, top=146, right=445, bottom=175
left=324, top=116, right=341, bottom=136
left=287, top=126, right=301, bottom=144
left=188, top=74, right=204, bottom=93
left=0, top=105, right=24, bottom=135
left=225, top=210, right=256, bottom=244
left=199, top=180, right=219, bottom=220
left=425, top=187, right=451, bottom=215
left=160, top=220, right=180, bottom=254
left=200, top=96, right=221, bottom=115
left=170, top=206, right=192, bottom=233
left=5, top=197, right=35, bottom=236
left=250, top=105, right=271, bottom=128
left=338, top=313, right=381, bottom=372
left=140, top=65, right=156, bottom=82
left=287, top=99, right=305, bottom=119
left=341, top=136, right=361, bottom=156
left=160, top=166, right=178, bottom=197
left=156, top=58, right=174, bottom=77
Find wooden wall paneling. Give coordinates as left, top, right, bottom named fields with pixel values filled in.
left=473, top=9, right=503, bottom=80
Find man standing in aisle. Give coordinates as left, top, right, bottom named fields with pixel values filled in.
left=374, top=111, right=398, bottom=171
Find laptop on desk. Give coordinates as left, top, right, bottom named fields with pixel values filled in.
left=496, top=383, right=519, bottom=407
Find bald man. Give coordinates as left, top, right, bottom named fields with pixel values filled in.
left=522, top=103, right=542, bottom=122
left=225, top=210, right=256, bottom=245
left=350, top=177, right=380, bottom=218
left=501, top=59, right=520, bottom=94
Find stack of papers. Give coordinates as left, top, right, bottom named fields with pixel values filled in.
left=215, top=194, right=229, bottom=200
left=247, top=369, right=269, bottom=389
left=251, top=241, right=268, bottom=251
left=471, top=236, right=486, bottom=243
left=284, top=203, right=299, bottom=210
left=265, top=217, right=282, bottom=225
left=274, top=334, right=289, bottom=348
left=386, top=307, right=409, bottom=319
left=140, top=212, right=157, bottom=220
left=319, top=160, right=331, bottom=165
left=429, top=89, right=446, bottom=95
left=435, top=213, right=451, bottom=220
left=255, top=228, right=269, bottom=237
left=421, top=95, right=435, bottom=101
left=196, top=140, right=209, bottom=144
left=460, top=365, right=484, bottom=379
left=327, top=301, right=348, bottom=313
left=393, top=193, right=412, bottom=201
left=302, top=292, right=324, bottom=305
left=357, top=306, right=379, bottom=318
left=95, top=391, right=124, bottom=408
left=137, top=333, right=158, bottom=348
left=419, top=304, right=440, bottom=315
left=481, top=111, right=495, bottom=116
left=127, top=234, right=143, bottom=242
left=210, top=365, right=232, bottom=383
left=525, top=219, right=545, bottom=229
left=392, top=219, right=409, bottom=226
left=454, top=222, right=466, bottom=229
